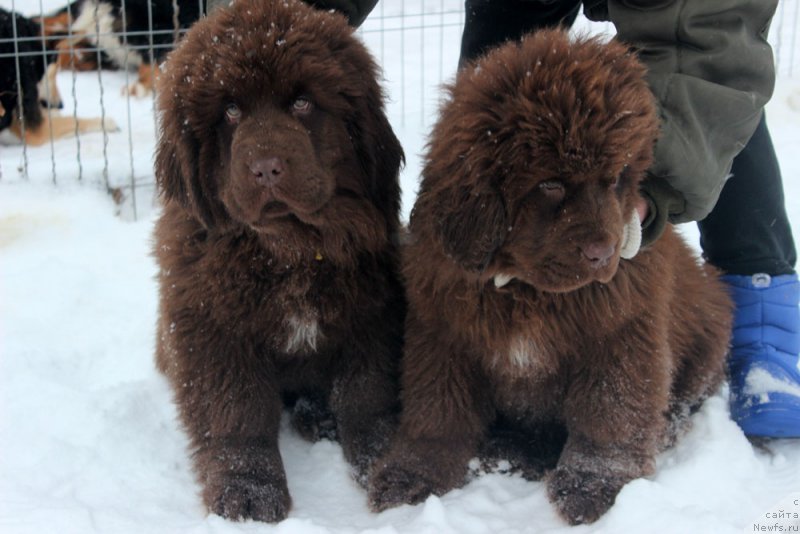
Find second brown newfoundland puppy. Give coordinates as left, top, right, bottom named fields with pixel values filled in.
left=153, top=0, right=404, bottom=523
left=368, top=30, right=732, bottom=524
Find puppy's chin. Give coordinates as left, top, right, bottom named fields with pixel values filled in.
left=247, top=200, right=337, bottom=238
left=249, top=212, right=315, bottom=235
left=495, top=260, right=620, bottom=294
left=223, top=188, right=331, bottom=235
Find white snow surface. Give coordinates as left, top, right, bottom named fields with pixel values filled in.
left=745, top=368, right=800, bottom=398
left=2, top=1, right=800, bottom=533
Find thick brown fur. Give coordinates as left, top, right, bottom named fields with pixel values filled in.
left=367, top=30, right=732, bottom=525
left=153, top=0, right=404, bottom=523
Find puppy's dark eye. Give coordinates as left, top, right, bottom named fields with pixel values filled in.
left=538, top=180, right=566, bottom=202
left=292, top=96, right=312, bottom=115
left=225, top=103, right=241, bottom=124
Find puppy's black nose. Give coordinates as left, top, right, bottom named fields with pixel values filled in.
left=581, top=241, right=615, bottom=268
left=250, top=157, right=287, bottom=187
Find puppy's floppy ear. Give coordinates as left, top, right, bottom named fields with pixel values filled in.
left=154, top=104, right=223, bottom=229
left=348, top=90, right=404, bottom=232
left=418, top=183, right=507, bottom=272
left=154, top=124, right=189, bottom=206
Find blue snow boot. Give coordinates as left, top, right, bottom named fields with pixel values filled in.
left=724, top=273, right=800, bottom=438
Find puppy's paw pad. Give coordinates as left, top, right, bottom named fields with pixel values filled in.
left=209, top=477, right=291, bottom=523
left=547, top=466, right=622, bottom=525
left=368, top=464, right=435, bottom=512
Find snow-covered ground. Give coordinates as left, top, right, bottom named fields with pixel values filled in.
left=2, top=2, right=799, bottom=533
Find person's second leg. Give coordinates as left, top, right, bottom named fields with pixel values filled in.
left=698, top=114, right=800, bottom=438
left=459, top=0, right=581, bottom=67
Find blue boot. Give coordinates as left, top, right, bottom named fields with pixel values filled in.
left=724, top=273, right=800, bottom=438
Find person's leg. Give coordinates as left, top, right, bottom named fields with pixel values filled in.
left=460, top=0, right=581, bottom=67
left=698, top=114, right=800, bottom=438
left=699, top=114, right=796, bottom=276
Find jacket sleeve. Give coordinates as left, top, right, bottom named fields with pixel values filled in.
left=303, top=0, right=379, bottom=27
left=591, top=0, right=778, bottom=245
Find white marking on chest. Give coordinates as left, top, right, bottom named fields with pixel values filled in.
left=72, top=1, right=143, bottom=69
left=284, top=314, right=321, bottom=354
left=504, top=335, right=540, bottom=368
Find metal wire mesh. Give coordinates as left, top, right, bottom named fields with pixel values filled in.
left=1, top=0, right=798, bottom=221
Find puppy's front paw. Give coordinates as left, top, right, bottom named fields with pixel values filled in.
left=291, top=395, right=338, bottom=442
left=368, top=462, right=437, bottom=512
left=206, top=474, right=291, bottom=523
left=547, top=465, right=627, bottom=525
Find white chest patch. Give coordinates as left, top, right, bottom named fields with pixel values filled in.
left=284, top=314, right=321, bottom=354
left=504, top=335, right=539, bottom=368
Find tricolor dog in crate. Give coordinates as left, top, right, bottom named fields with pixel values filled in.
left=41, top=0, right=203, bottom=96
left=1, top=7, right=116, bottom=145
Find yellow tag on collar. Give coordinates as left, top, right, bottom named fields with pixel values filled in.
left=315, top=251, right=323, bottom=261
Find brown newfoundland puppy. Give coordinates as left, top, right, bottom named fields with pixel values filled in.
left=153, top=0, right=404, bottom=523
left=368, top=30, right=732, bottom=524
